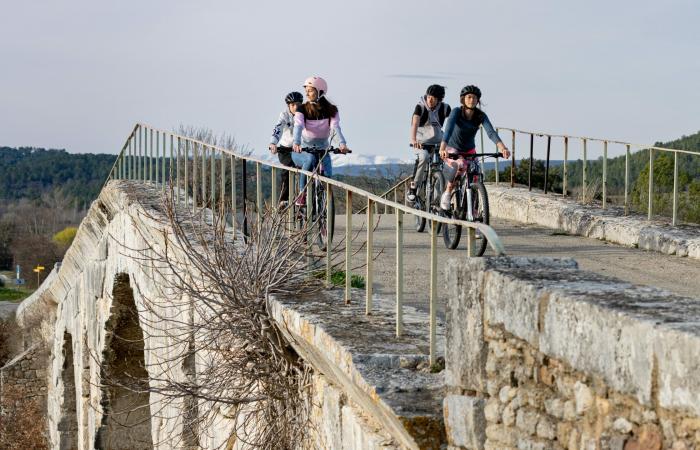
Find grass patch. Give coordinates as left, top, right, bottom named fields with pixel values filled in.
left=0, top=287, right=31, bottom=302
left=314, top=270, right=365, bottom=289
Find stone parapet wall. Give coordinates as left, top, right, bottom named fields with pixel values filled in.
left=10, top=180, right=445, bottom=449
left=444, top=257, right=700, bottom=449
left=487, top=185, right=700, bottom=260
left=0, top=343, right=50, bottom=444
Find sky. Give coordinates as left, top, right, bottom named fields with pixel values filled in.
left=1, top=0, right=699, bottom=161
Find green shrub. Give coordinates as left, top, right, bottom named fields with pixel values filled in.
left=52, top=226, right=78, bottom=247
left=313, top=270, right=365, bottom=288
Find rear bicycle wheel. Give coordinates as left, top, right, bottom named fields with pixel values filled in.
left=442, top=189, right=463, bottom=249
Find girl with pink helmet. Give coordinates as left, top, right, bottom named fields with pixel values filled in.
left=291, top=76, right=350, bottom=205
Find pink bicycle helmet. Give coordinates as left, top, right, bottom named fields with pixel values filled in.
left=303, top=76, right=328, bottom=96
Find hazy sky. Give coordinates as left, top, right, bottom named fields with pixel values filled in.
left=1, top=0, right=699, bottom=160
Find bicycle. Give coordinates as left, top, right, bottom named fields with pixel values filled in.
left=295, top=147, right=351, bottom=251
left=408, top=144, right=445, bottom=232
left=441, top=152, right=502, bottom=255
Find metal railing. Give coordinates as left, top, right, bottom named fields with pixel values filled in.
left=372, top=128, right=699, bottom=227
left=492, top=127, right=700, bottom=226
left=105, top=123, right=506, bottom=365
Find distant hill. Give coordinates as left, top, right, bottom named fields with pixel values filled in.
left=0, top=147, right=114, bottom=205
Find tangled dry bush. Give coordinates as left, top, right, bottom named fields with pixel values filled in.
left=102, top=182, right=350, bottom=449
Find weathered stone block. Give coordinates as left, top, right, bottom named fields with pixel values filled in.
left=444, top=395, right=486, bottom=450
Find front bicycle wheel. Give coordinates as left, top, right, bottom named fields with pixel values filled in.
left=430, top=170, right=445, bottom=234
left=316, top=185, right=335, bottom=251
left=442, top=189, right=463, bottom=249
left=471, top=182, right=490, bottom=256
left=414, top=193, right=427, bottom=232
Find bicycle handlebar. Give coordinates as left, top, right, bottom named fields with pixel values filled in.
left=409, top=143, right=440, bottom=148
left=446, top=152, right=503, bottom=159
left=301, top=147, right=352, bottom=154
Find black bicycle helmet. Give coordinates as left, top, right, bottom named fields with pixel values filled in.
left=460, top=85, right=482, bottom=100
left=285, top=91, right=304, bottom=104
left=426, top=84, right=445, bottom=100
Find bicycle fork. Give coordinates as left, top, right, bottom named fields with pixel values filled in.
left=465, top=184, right=474, bottom=221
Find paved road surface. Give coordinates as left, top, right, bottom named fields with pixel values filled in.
left=333, top=214, right=700, bottom=314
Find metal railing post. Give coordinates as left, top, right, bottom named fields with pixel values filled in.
left=202, top=145, right=207, bottom=207
left=582, top=138, right=587, bottom=203
left=231, top=155, right=237, bottom=238
left=162, top=131, right=166, bottom=191
left=510, top=130, right=515, bottom=187
left=137, top=126, right=141, bottom=182
left=306, top=179, right=313, bottom=266
left=256, top=162, right=262, bottom=224
left=193, top=143, right=198, bottom=209
left=495, top=150, right=500, bottom=185
left=624, top=144, right=630, bottom=215
left=480, top=126, right=485, bottom=169
left=220, top=152, right=225, bottom=215
left=467, top=226, right=475, bottom=257
left=288, top=170, right=294, bottom=232
left=544, top=135, right=551, bottom=194
left=184, top=140, right=189, bottom=206
left=345, top=191, right=352, bottom=304
left=673, top=151, right=679, bottom=226
left=155, top=131, right=159, bottom=184
left=648, top=149, right=654, bottom=220
left=396, top=210, right=403, bottom=337
left=563, top=137, right=568, bottom=196
left=176, top=137, right=181, bottom=204
left=242, top=159, right=248, bottom=237
left=429, top=219, right=437, bottom=366
left=211, top=146, right=216, bottom=214
left=528, top=133, right=534, bottom=191
left=603, top=141, right=608, bottom=209
left=127, top=138, right=132, bottom=180
left=271, top=167, right=278, bottom=207
left=169, top=134, right=173, bottom=188
left=149, top=128, right=153, bottom=182
left=366, top=199, right=374, bottom=315
left=326, top=182, right=332, bottom=285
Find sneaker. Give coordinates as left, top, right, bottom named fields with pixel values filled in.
left=278, top=200, right=289, bottom=208
left=440, top=191, right=452, bottom=211
left=407, top=188, right=417, bottom=202
left=295, top=193, right=306, bottom=207
left=406, top=182, right=417, bottom=202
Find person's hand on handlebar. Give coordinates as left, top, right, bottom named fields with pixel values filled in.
left=411, top=140, right=422, bottom=149
left=293, top=143, right=302, bottom=153
left=439, top=142, right=447, bottom=160
left=497, top=142, right=510, bottom=159
left=268, top=143, right=277, bottom=154
left=338, top=143, right=350, bottom=153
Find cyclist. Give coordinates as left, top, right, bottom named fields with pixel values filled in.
left=269, top=91, right=304, bottom=205
left=407, top=84, right=451, bottom=202
left=292, top=76, right=350, bottom=206
left=438, top=85, right=510, bottom=211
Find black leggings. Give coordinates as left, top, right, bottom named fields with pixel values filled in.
left=277, top=147, right=296, bottom=202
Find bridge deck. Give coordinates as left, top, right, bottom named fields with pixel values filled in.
left=335, top=214, right=700, bottom=315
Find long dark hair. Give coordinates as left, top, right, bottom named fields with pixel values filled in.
left=302, top=96, right=338, bottom=120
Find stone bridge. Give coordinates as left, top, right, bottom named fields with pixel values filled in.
left=2, top=135, right=700, bottom=449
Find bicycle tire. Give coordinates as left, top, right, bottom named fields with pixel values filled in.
left=472, top=182, right=490, bottom=256
left=414, top=194, right=427, bottom=232
left=316, top=185, right=335, bottom=250
left=442, top=189, right=463, bottom=249
left=430, top=170, right=445, bottom=234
